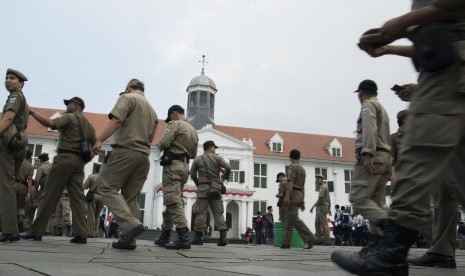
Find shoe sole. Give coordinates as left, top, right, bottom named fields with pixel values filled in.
left=410, top=261, right=456, bottom=268
left=112, top=243, right=137, bottom=250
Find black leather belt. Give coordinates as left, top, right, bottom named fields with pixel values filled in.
left=58, top=149, right=80, bottom=155
left=376, top=148, right=389, bottom=153
left=172, top=154, right=189, bottom=163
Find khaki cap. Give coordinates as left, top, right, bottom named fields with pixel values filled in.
left=6, top=68, right=28, bottom=82
left=120, top=79, right=144, bottom=94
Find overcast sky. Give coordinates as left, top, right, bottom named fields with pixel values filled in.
left=1, top=0, right=416, bottom=138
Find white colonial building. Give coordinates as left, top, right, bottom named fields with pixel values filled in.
left=24, top=67, right=368, bottom=239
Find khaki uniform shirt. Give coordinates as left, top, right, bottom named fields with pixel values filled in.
left=355, top=97, right=391, bottom=156
left=18, top=159, right=34, bottom=184
left=158, top=119, right=198, bottom=159
left=35, top=161, right=52, bottom=187
left=2, top=90, right=28, bottom=132
left=53, top=111, right=96, bottom=152
left=109, top=91, right=158, bottom=155
left=390, top=130, right=404, bottom=167
left=288, top=160, right=306, bottom=191
left=83, top=173, right=99, bottom=192
left=277, top=178, right=287, bottom=199
left=190, top=152, right=231, bottom=185
left=318, top=183, right=331, bottom=207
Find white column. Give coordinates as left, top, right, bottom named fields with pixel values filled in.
left=155, top=194, right=164, bottom=228
left=239, top=201, right=247, bottom=237
left=185, top=197, right=193, bottom=227
left=247, top=200, right=253, bottom=229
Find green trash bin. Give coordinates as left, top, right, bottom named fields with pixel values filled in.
left=274, top=221, right=305, bottom=248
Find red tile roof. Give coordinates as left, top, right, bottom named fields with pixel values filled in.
left=215, top=125, right=356, bottom=163
left=25, top=107, right=355, bottom=162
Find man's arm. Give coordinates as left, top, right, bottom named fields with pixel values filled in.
left=29, top=109, right=56, bottom=128
left=158, top=123, right=177, bottom=150
left=381, top=4, right=465, bottom=39
left=92, top=117, right=122, bottom=155
left=190, top=160, right=199, bottom=185
left=310, top=197, right=321, bottom=213
left=0, top=110, right=15, bottom=135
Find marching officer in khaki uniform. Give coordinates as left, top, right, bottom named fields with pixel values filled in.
left=155, top=105, right=198, bottom=250
left=34, top=153, right=52, bottom=233
left=190, top=140, right=231, bottom=246
left=23, top=96, right=95, bottom=244
left=52, top=187, right=72, bottom=237
left=350, top=79, right=391, bottom=249
left=275, top=172, right=287, bottom=222
left=310, top=174, right=331, bottom=245
left=331, top=3, right=465, bottom=272
left=15, top=150, right=34, bottom=232
left=35, top=153, right=52, bottom=201
left=390, top=109, right=407, bottom=192
left=83, top=164, right=102, bottom=238
left=0, top=68, right=29, bottom=242
left=93, top=79, right=157, bottom=250
left=281, top=149, right=317, bottom=249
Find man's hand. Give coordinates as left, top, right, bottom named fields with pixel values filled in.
left=364, top=155, right=374, bottom=175
left=358, top=43, right=388, bottom=57
left=92, top=141, right=102, bottom=155
left=396, top=83, right=417, bottom=102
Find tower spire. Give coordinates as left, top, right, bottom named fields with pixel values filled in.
left=198, top=54, right=208, bottom=75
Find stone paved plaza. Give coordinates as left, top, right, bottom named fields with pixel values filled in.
left=0, top=237, right=464, bottom=275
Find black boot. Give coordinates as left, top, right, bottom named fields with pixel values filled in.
left=154, top=228, right=171, bottom=247
left=65, top=225, right=73, bottom=237
left=191, top=231, right=204, bottom=245
left=217, top=230, right=228, bottom=246
left=358, top=232, right=382, bottom=256
left=165, top=227, right=191, bottom=249
left=17, top=215, right=24, bottom=232
left=331, top=219, right=417, bottom=276
left=69, top=235, right=87, bottom=244
left=53, top=226, right=63, bottom=236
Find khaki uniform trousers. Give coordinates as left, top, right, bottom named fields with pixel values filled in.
left=193, top=193, right=226, bottom=233
left=390, top=58, right=465, bottom=233
left=30, top=153, right=86, bottom=236
left=162, top=160, right=189, bottom=229
left=15, top=182, right=28, bottom=216
left=427, top=179, right=460, bottom=257
left=350, top=152, right=390, bottom=237
left=98, top=148, right=149, bottom=233
left=53, top=192, right=71, bottom=228
left=282, top=190, right=316, bottom=245
left=86, top=193, right=103, bottom=237
left=315, top=205, right=331, bottom=244
left=278, top=205, right=287, bottom=223
left=0, top=143, right=26, bottom=234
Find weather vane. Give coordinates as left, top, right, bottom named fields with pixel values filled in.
left=199, top=54, right=208, bottom=72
